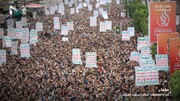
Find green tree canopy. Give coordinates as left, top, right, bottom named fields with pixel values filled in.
left=169, top=70, right=180, bottom=100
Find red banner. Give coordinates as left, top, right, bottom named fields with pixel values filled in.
left=157, top=32, right=179, bottom=54
left=149, top=2, right=176, bottom=43
left=169, top=38, right=180, bottom=74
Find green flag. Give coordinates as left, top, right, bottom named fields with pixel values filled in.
left=115, top=25, right=121, bottom=34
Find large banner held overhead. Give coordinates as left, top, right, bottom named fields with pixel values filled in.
left=135, top=66, right=159, bottom=86
left=149, top=2, right=176, bottom=43
left=157, top=32, right=179, bottom=54
left=169, top=38, right=180, bottom=74
left=20, top=44, right=30, bottom=58
left=72, top=48, right=82, bottom=64
left=85, top=52, right=97, bottom=68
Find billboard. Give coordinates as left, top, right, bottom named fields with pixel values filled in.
left=168, top=38, right=180, bottom=74
left=149, top=2, right=176, bottom=43
left=157, top=32, right=179, bottom=54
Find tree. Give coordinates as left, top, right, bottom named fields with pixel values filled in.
left=128, top=0, right=148, bottom=35
left=169, top=70, right=180, bottom=101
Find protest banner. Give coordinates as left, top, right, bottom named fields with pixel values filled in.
left=21, top=17, right=27, bottom=26
left=6, top=18, right=14, bottom=28
left=61, top=26, right=69, bottom=35
left=0, top=50, right=6, bottom=64
left=155, top=54, right=168, bottom=66
left=140, top=60, right=155, bottom=67
left=20, top=44, right=30, bottom=58
left=122, top=31, right=130, bottom=41
left=135, top=66, right=159, bottom=86
left=149, top=2, right=176, bottom=43
left=3, top=36, right=12, bottom=48
left=36, top=22, right=43, bottom=31
left=16, top=28, right=23, bottom=40
left=100, top=22, right=106, bottom=32
left=135, top=66, right=145, bottom=86
left=102, top=11, right=108, bottom=19
left=21, top=28, right=29, bottom=44
left=67, top=22, right=74, bottom=30
left=157, top=66, right=169, bottom=71
left=88, top=5, right=92, bottom=11
left=144, top=66, right=159, bottom=85
left=7, top=28, right=16, bottom=39
left=168, top=38, right=180, bottom=74
left=90, top=17, right=97, bottom=27
left=53, top=17, right=60, bottom=30
left=93, top=10, right=99, bottom=17
left=137, top=37, right=149, bottom=51
left=70, top=8, right=75, bottom=15
left=130, top=51, right=140, bottom=63
left=72, top=48, right=82, bottom=64
left=11, top=41, right=18, bottom=55
left=141, top=46, right=151, bottom=55
left=105, top=21, right=112, bottom=30
left=157, top=32, right=179, bottom=54
left=30, top=29, right=38, bottom=44
left=16, top=21, right=22, bottom=29
left=85, top=52, right=97, bottom=68
left=128, top=27, right=135, bottom=37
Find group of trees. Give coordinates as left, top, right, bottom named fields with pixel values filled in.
left=126, top=0, right=180, bottom=100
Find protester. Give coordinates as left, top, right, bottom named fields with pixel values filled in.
left=0, top=0, right=169, bottom=101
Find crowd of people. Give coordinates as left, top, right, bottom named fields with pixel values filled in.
left=0, top=0, right=170, bottom=101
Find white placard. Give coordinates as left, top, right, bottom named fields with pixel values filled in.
left=70, top=8, right=75, bottom=15
left=61, top=26, right=69, bottom=35
left=102, top=11, right=108, bottom=19
left=100, top=22, right=106, bottom=32
left=30, top=29, right=38, bottom=44
left=122, top=31, right=130, bottom=41
left=88, top=5, right=92, bottom=11
left=137, top=37, right=149, bottom=51
left=20, top=44, right=30, bottom=58
left=85, top=52, right=97, bottom=68
left=90, top=17, right=97, bottom=27
left=176, top=15, right=179, bottom=25
left=72, top=48, right=82, bottom=64
left=155, top=54, right=168, bottom=66
left=7, top=28, right=16, bottom=39
left=128, top=27, right=135, bottom=37
left=67, top=22, right=74, bottom=30
left=53, top=17, right=60, bottom=29
left=11, top=41, right=18, bottom=55
left=3, top=36, right=12, bottom=48
left=21, top=28, right=29, bottom=44
left=16, top=28, right=23, bottom=40
left=93, top=10, right=99, bottom=17
left=0, top=50, right=6, bottom=64
left=105, top=21, right=112, bottom=30
left=36, top=22, right=43, bottom=31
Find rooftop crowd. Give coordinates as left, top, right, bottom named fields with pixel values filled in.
left=0, top=0, right=170, bottom=101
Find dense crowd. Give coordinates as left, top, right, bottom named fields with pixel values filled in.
left=0, top=0, right=170, bottom=101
